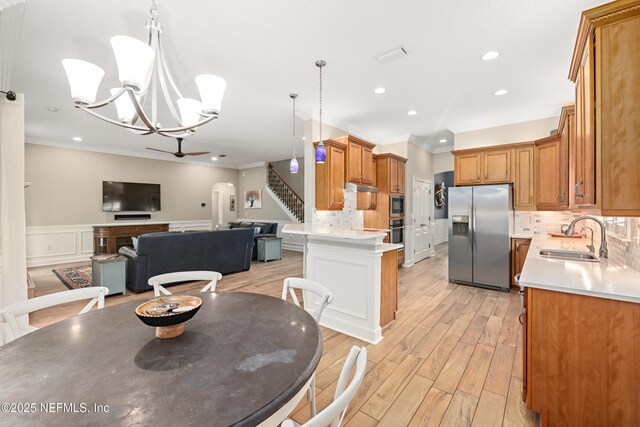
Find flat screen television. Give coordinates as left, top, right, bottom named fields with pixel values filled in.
left=102, top=181, right=161, bottom=212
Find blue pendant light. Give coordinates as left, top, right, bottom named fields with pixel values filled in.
left=315, top=60, right=327, bottom=164
left=289, top=93, right=299, bottom=173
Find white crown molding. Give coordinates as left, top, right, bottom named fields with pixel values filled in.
left=379, top=134, right=410, bottom=145
left=25, top=138, right=241, bottom=169
left=298, top=110, right=383, bottom=144
left=432, top=146, right=454, bottom=154
left=450, top=112, right=561, bottom=134
left=238, top=161, right=266, bottom=169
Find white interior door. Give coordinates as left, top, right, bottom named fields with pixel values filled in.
left=413, top=178, right=433, bottom=263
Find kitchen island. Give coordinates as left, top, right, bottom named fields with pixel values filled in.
left=282, top=224, right=402, bottom=344
left=519, top=235, right=640, bottom=426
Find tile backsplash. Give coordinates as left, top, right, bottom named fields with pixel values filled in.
left=515, top=211, right=640, bottom=272
left=312, top=190, right=364, bottom=228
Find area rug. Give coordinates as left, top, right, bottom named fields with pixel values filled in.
left=52, top=265, right=92, bottom=290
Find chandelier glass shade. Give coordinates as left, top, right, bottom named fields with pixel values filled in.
left=61, top=1, right=226, bottom=138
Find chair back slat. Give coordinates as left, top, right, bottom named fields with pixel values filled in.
left=0, top=287, right=108, bottom=343
left=282, top=278, right=333, bottom=323
left=148, top=271, right=222, bottom=297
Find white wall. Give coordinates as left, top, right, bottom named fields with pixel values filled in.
left=432, top=151, right=454, bottom=175
left=454, top=116, right=559, bottom=150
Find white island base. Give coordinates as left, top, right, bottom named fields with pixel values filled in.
left=282, top=224, right=401, bottom=344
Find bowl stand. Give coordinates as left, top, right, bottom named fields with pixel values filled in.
left=156, top=324, right=185, bottom=339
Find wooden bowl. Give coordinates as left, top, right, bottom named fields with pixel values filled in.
left=135, top=295, right=202, bottom=339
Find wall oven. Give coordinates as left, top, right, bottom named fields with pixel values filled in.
left=390, top=218, right=404, bottom=244
left=390, top=195, right=405, bottom=217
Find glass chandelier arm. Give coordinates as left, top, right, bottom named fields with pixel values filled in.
left=78, top=106, right=152, bottom=133
left=83, top=88, right=127, bottom=109
left=128, top=89, right=157, bottom=131
left=156, top=113, right=217, bottom=133
left=157, top=36, right=184, bottom=100
left=156, top=48, right=184, bottom=126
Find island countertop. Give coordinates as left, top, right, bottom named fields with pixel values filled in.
left=282, top=223, right=387, bottom=240
left=519, top=235, right=640, bottom=304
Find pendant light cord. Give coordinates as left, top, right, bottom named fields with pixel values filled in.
left=292, top=94, right=296, bottom=158
left=319, top=63, right=323, bottom=146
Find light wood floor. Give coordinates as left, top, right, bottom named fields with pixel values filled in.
left=29, top=245, right=537, bottom=426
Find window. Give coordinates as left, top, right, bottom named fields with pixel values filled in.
left=604, top=217, right=629, bottom=238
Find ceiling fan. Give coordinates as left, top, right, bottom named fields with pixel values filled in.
left=146, top=138, right=210, bottom=158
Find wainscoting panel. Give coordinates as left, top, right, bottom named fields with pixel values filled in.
left=26, top=220, right=214, bottom=267
left=434, top=219, right=449, bottom=245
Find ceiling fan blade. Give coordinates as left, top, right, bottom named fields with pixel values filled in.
left=146, top=147, right=176, bottom=155
left=184, top=151, right=211, bottom=156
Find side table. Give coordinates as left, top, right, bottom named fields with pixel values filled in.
left=91, top=254, right=126, bottom=295
left=256, top=236, right=283, bottom=262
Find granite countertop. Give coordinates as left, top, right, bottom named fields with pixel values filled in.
left=519, top=235, right=640, bottom=303
left=381, top=243, right=404, bottom=252
left=282, top=224, right=387, bottom=240
left=510, top=231, right=534, bottom=239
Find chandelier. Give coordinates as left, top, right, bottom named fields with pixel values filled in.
left=61, top=0, right=226, bottom=138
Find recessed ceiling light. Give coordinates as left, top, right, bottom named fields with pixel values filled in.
left=211, top=156, right=218, bottom=161
left=227, top=182, right=234, bottom=187
left=302, top=137, right=306, bottom=141
left=72, top=136, right=82, bottom=142
left=494, top=89, right=508, bottom=96
left=482, top=51, right=500, bottom=61
left=407, top=110, right=418, bottom=116
left=374, top=87, right=386, bottom=94
left=439, top=139, right=448, bottom=143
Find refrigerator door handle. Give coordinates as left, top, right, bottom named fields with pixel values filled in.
left=472, top=203, right=477, bottom=252
left=468, top=202, right=473, bottom=252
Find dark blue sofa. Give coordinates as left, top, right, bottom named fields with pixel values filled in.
left=119, top=229, right=254, bottom=293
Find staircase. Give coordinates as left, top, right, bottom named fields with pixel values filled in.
left=267, top=163, right=304, bottom=222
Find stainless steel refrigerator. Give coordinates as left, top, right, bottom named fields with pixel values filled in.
left=448, top=184, right=513, bottom=291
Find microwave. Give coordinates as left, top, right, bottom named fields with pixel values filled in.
left=390, top=195, right=405, bottom=216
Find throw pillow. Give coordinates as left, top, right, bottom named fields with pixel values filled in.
left=217, top=224, right=231, bottom=230
left=254, top=226, right=262, bottom=236
left=132, top=236, right=139, bottom=251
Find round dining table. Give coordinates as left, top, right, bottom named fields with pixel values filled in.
left=0, top=292, right=323, bottom=427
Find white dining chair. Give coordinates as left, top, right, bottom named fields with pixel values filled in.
left=282, top=278, right=333, bottom=323
left=148, top=271, right=223, bottom=297
left=282, top=346, right=367, bottom=427
left=282, top=278, right=334, bottom=417
left=0, top=286, right=108, bottom=343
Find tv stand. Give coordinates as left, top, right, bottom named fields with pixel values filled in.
left=93, top=223, right=169, bottom=255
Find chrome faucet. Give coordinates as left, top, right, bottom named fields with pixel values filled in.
left=580, top=226, right=596, bottom=253
left=563, top=216, right=608, bottom=258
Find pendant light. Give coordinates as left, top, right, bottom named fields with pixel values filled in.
left=315, top=60, right=327, bottom=164
left=289, top=93, right=299, bottom=173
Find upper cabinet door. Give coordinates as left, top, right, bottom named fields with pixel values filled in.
left=572, top=40, right=596, bottom=208
left=347, top=142, right=363, bottom=183
left=328, top=145, right=346, bottom=209
left=597, top=14, right=640, bottom=216
left=484, top=149, right=511, bottom=183
left=454, top=152, right=483, bottom=185
left=395, top=159, right=405, bottom=194
left=390, top=158, right=399, bottom=192
left=361, top=146, right=374, bottom=185
left=514, top=145, right=535, bottom=210
left=535, top=135, right=568, bottom=210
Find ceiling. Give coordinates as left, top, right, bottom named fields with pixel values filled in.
left=14, top=0, right=606, bottom=167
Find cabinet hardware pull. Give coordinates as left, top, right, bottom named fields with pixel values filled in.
left=574, top=180, right=586, bottom=199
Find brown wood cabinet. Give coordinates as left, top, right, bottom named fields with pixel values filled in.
left=570, top=0, right=640, bottom=215
left=93, top=223, right=169, bottom=255
left=356, top=192, right=377, bottom=210
left=534, top=135, right=568, bottom=210
left=315, top=139, right=347, bottom=210
left=380, top=249, right=399, bottom=327
left=513, top=144, right=535, bottom=209
left=454, top=151, right=482, bottom=185
left=522, top=287, right=640, bottom=426
left=484, top=148, right=511, bottom=183
left=337, top=135, right=376, bottom=186
left=374, top=153, right=407, bottom=195
left=510, top=238, right=531, bottom=287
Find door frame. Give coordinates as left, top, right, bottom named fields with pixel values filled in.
left=211, top=190, right=223, bottom=226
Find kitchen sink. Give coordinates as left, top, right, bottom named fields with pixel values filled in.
left=539, top=249, right=600, bottom=262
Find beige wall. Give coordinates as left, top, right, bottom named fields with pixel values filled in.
left=454, top=116, right=559, bottom=150
left=271, top=157, right=304, bottom=198
left=24, top=144, right=239, bottom=226
left=433, top=151, right=454, bottom=175
left=374, top=141, right=408, bottom=157
left=237, top=164, right=292, bottom=221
